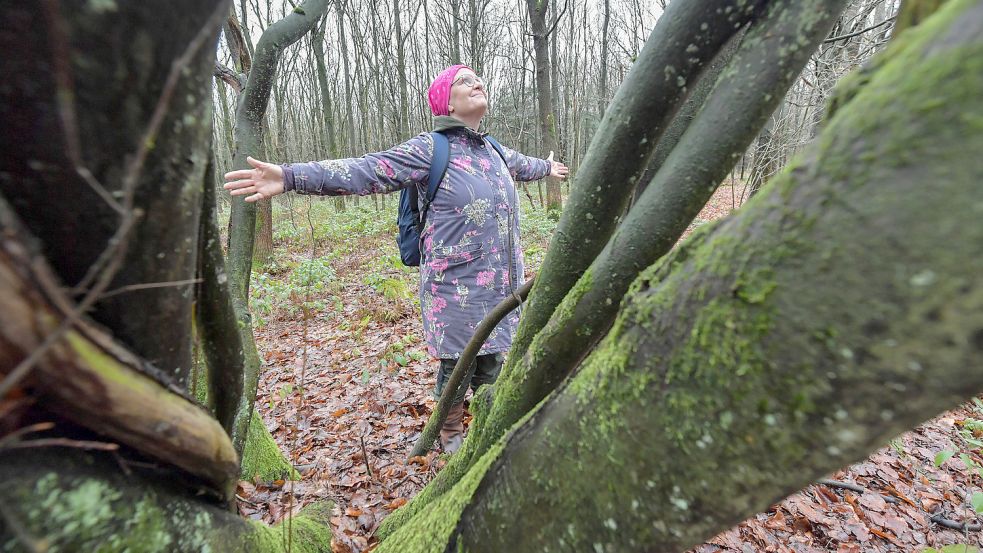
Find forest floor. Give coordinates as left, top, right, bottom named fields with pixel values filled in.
left=234, top=184, right=983, bottom=553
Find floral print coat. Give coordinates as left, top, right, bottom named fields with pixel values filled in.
left=282, top=121, right=550, bottom=359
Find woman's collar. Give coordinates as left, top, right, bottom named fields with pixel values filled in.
left=432, top=115, right=485, bottom=136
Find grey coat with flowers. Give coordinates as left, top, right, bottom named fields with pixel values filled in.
left=282, top=118, right=550, bottom=359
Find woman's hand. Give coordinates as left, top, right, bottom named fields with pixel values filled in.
left=223, top=156, right=285, bottom=202
left=546, top=151, right=569, bottom=180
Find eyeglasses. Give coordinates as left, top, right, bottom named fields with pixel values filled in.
left=452, top=75, right=484, bottom=88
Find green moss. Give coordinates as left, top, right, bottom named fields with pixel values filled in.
left=812, top=0, right=981, bottom=189
left=240, top=410, right=299, bottom=481
left=20, top=472, right=215, bottom=553
left=895, top=0, right=949, bottom=33
left=375, top=436, right=508, bottom=553
left=242, top=501, right=334, bottom=553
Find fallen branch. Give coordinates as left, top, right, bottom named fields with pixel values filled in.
left=818, top=478, right=866, bottom=494
left=931, top=513, right=982, bottom=533
left=407, top=278, right=534, bottom=460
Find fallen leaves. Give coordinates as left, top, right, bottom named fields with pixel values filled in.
left=697, top=404, right=983, bottom=553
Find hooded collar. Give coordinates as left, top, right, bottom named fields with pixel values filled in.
left=432, top=115, right=485, bottom=137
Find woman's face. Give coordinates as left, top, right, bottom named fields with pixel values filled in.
left=447, top=69, right=488, bottom=120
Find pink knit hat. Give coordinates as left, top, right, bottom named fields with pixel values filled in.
left=427, top=64, right=471, bottom=116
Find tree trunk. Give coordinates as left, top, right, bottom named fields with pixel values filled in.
left=746, top=110, right=780, bottom=198
left=394, top=0, right=410, bottom=138
left=0, top=0, right=220, bottom=387
left=449, top=0, right=463, bottom=64
left=0, top=449, right=331, bottom=552
left=526, top=0, right=562, bottom=214
left=253, top=200, right=274, bottom=269
left=224, top=0, right=330, bottom=456
left=312, top=16, right=338, bottom=157
left=336, top=1, right=358, bottom=155
left=311, top=16, right=346, bottom=213
left=598, top=0, right=611, bottom=119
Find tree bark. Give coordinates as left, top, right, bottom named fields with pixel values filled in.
left=312, top=16, right=338, bottom=157
left=196, top=154, right=244, bottom=437
left=0, top=449, right=331, bottom=553
left=0, top=197, right=238, bottom=499
left=525, top=0, right=562, bottom=214
left=598, top=0, right=611, bottom=119
left=0, top=0, right=222, bottom=387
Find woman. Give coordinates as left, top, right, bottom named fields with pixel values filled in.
left=224, top=65, right=568, bottom=452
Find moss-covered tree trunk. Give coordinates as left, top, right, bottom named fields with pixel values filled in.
left=377, top=3, right=983, bottom=549
left=0, top=1, right=333, bottom=549
left=0, top=450, right=331, bottom=553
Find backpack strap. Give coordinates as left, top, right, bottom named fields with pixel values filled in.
left=485, top=135, right=508, bottom=168
left=420, top=131, right=450, bottom=231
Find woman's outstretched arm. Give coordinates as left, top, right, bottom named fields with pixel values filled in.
left=225, top=133, right=434, bottom=201
left=499, top=143, right=568, bottom=182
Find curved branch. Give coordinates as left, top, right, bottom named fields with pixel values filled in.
left=195, top=155, right=245, bottom=442
left=508, top=0, right=767, bottom=367
left=213, top=62, right=245, bottom=93
left=823, top=15, right=896, bottom=43
left=224, top=0, right=330, bottom=462
left=407, top=278, right=535, bottom=460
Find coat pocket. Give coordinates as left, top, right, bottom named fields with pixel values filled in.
left=431, top=242, right=483, bottom=264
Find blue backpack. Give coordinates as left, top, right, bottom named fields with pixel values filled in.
left=397, top=131, right=508, bottom=266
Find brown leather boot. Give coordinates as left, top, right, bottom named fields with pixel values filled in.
left=439, top=402, right=465, bottom=454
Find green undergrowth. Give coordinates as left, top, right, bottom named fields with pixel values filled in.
left=215, top=194, right=560, bottom=328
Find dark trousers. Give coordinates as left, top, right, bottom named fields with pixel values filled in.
left=433, top=353, right=504, bottom=405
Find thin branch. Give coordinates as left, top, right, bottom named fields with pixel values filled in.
left=823, top=15, right=895, bottom=43
left=543, top=0, right=570, bottom=39
left=214, top=62, right=246, bottom=93
left=360, top=434, right=373, bottom=477
left=0, top=422, right=55, bottom=449
left=931, top=513, right=983, bottom=532
left=408, top=277, right=534, bottom=459
left=0, top=502, right=45, bottom=553
left=99, top=278, right=202, bottom=300
left=0, top=438, right=120, bottom=452
left=817, top=478, right=866, bottom=494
